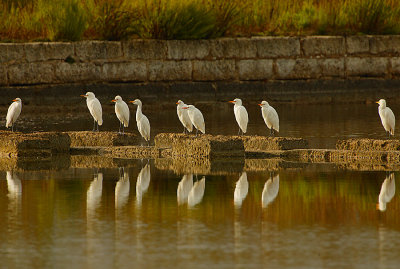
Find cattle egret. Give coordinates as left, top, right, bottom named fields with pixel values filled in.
left=176, top=100, right=193, bottom=134
left=377, top=173, right=395, bottom=211
left=81, top=92, right=103, bottom=132
left=130, top=99, right=150, bottom=146
left=234, top=172, right=248, bottom=208
left=377, top=99, right=395, bottom=137
left=182, top=105, right=205, bottom=136
left=112, top=95, right=130, bottom=134
left=188, top=176, right=206, bottom=207
left=229, top=98, right=248, bottom=135
left=259, top=101, right=279, bottom=136
left=6, top=98, right=22, bottom=132
left=115, top=168, right=130, bottom=209
left=262, top=174, right=279, bottom=208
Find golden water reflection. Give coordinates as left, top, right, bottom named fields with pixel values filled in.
left=1, top=165, right=400, bottom=268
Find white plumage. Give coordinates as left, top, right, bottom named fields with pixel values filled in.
left=230, top=98, right=248, bottom=135
left=377, top=99, right=395, bottom=137
left=259, top=101, right=279, bottom=136
left=130, top=99, right=151, bottom=145
left=183, top=105, right=205, bottom=135
left=136, top=164, right=151, bottom=206
left=176, top=100, right=193, bottom=133
left=87, top=172, right=103, bottom=212
left=115, top=170, right=130, bottom=209
left=377, top=173, right=396, bottom=211
left=81, top=92, right=103, bottom=131
left=262, top=174, right=279, bottom=208
left=6, top=98, right=22, bottom=131
left=234, top=172, right=248, bottom=207
left=112, top=95, right=130, bottom=134
left=188, top=176, right=206, bottom=207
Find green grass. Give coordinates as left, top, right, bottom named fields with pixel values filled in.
left=0, top=0, right=400, bottom=42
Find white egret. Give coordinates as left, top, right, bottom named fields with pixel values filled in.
left=112, top=95, right=130, bottom=134
left=229, top=98, right=248, bottom=135
left=262, top=174, right=279, bottom=208
left=259, top=101, right=279, bottom=136
left=87, top=172, right=103, bottom=212
left=188, top=176, right=206, bottom=207
left=182, top=105, right=205, bottom=136
left=130, top=99, right=150, bottom=146
left=81, top=92, right=103, bottom=132
left=176, top=100, right=193, bottom=134
left=136, top=164, right=151, bottom=206
left=6, top=171, right=22, bottom=200
left=6, top=98, right=22, bottom=132
left=377, top=99, right=395, bottom=137
left=177, top=174, right=193, bottom=205
left=234, top=172, right=248, bottom=208
left=377, top=173, right=395, bottom=211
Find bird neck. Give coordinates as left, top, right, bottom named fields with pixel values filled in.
left=136, top=105, right=143, bottom=120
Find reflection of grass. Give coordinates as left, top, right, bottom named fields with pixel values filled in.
left=1, top=0, right=400, bottom=41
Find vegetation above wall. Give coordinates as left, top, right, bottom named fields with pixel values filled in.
left=1, top=0, right=400, bottom=42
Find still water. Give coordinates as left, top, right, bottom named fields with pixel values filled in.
left=1, top=165, right=400, bottom=268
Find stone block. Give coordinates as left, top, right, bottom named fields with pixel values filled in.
left=102, top=61, right=147, bottom=81
left=193, top=60, right=235, bottom=81
left=67, top=131, right=138, bottom=147
left=346, top=57, right=388, bottom=77
left=390, top=57, right=400, bottom=76
left=241, top=136, right=309, bottom=151
left=123, top=39, right=167, bottom=60
left=0, top=43, right=25, bottom=63
left=275, top=58, right=320, bottom=79
left=319, top=58, right=344, bottom=77
left=237, top=59, right=273, bottom=80
left=148, top=60, right=192, bottom=81
left=302, top=36, right=345, bottom=56
left=255, top=37, right=300, bottom=58
left=336, top=138, right=400, bottom=151
left=346, top=36, right=369, bottom=54
left=210, top=38, right=257, bottom=59
left=25, top=42, right=74, bottom=62
left=154, top=133, right=245, bottom=159
left=75, top=41, right=122, bottom=60
left=54, top=62, right=102, bottom=82
left=369, top=36, right=400, bottom=55
left=8, top=62, right=55, bottom=84
left=0, top=64, right=7, bottom=85
left=167, top=40, right=210, bottom=60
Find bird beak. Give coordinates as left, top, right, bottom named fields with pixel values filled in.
left=258, top=104, right=262, bottom=106
left=376, top=101, right=379, bottom=104
left=80, top=94, right=87, bottom=97
left=111, top=99, right=116, bottom=102
left=176, top=102, right=180, bottom=104
left=12, top=99, right=17, bottom=102
left=182, top=107, right=188, bottom=109
left=129, top=101, right=134, bottom=103
left=229, top=101, right=235, bottom=103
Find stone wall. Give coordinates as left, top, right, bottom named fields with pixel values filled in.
left=1, top=36, right=400, bottom=85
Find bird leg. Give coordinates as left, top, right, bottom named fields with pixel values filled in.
left=118, top=122, right=122, bottom=134
left=97, top=122, right=100, bottom=132
left=183, top=127, right=186, bottom=134
left=92, top=120, right=96, bottom=132
left=195, top=129, right=198, bottom=137
left=238, top=128, right=241, bottom=136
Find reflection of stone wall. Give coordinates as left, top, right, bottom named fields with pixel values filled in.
left=2, top=36, right=400, bottom=85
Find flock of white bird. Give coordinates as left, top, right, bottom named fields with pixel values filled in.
left=4, top=94, right=397, bottom=140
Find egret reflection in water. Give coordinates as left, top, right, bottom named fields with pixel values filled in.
left=6, top=171, right=22, bottom=200
left=177, top=174, right=193, bottom=205
left=87, top=171, right=103, bottom=213
left=262, top=173, right=279, bottom=208
left=136, top=164, right=151, bottom=206
left=188, top=176, right=206, bottom=207
left=234, top=172, right=248, bottom=208
left=377, top=173, right=396, bottom=211
left=115, top=168, right=130, bottom=209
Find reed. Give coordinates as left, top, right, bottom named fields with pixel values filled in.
left=0, top=0, right=399, bottom=42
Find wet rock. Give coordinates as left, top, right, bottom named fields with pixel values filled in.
left=154, top=133, right=245, bottom=158
left=336, top=138, right=400, bottom=151
left=103, top=146, right=162, bottom=159
left=0, top=154, right=70, bottom=171
left=67, top=131, right=138, bottom=147
left=244, top=159, right=306, bottom=171
left=241, top=136, right=309, bottom=151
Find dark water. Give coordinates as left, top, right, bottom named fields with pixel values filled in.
left=0, top=166, right=399, bottom=268
left=5, top=102, right=399, bottom=148
left=1, top=101, right=400, bottom=268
